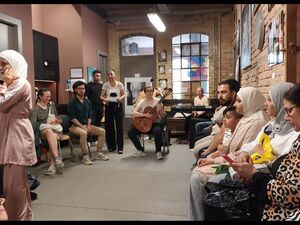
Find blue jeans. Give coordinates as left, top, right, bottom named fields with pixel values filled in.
left=195, top=121, right=214, bottom=137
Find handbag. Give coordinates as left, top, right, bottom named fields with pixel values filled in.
left=0, top=198, right=8, bottom=221
left=250, top=132, right=274, bottom=164
left=39, top=102, right=63, bottom=133
left=204, top=179, right=258, bottom=221
left=27, top=172, right=40, bottom=191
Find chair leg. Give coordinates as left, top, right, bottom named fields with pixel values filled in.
left=41, top=147, right=49, bottom=162
left=68, top=138, right=79, bottom=163
left=162, top=128, right=170, bottom=156
left=57, top=141, right=62, bottom=159
left=87, top=139, right=93, bottom=160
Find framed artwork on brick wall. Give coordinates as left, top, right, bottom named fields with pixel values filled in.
left=241, top=4, right=251, bottom=69
left=158, top=50, right=167, bottom=62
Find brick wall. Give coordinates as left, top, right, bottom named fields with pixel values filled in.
left=107, top=11, right=234, bottom=98
left=234, top=4, right=287, bottom=95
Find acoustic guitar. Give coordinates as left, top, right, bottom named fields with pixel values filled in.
left=133, top=88, right=172, bottom=133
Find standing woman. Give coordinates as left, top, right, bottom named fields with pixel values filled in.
left=101, top=70, right=125, bottom=154
left=0, top=50, right=37, bottom=220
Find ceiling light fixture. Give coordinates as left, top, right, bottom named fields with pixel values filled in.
left=147, top=9, right=166, bottom=32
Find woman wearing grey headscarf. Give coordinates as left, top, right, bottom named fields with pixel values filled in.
left=0, top=50, right=37, bottom=220
left=238, top=82, right=298, bottom=163
left=187, top=86, right=270, bottom=220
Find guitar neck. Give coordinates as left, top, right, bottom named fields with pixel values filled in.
left=147, top=88, right=172, bottom=114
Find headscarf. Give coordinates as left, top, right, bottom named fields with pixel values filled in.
left=0, top=50, right=28, bottom=101
left=237, top=86, right=267, bottom=118
left=269, top=82, right=294, bottom=136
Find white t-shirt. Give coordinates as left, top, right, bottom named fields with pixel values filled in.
left=102, top=81, right=124, bottom=102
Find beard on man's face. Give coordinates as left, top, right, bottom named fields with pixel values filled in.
left=219, top=98, right=233, bottom=106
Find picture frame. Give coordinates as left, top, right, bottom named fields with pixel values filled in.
left=87, top=66, right=97, bottom=82
left=252, top=4, right=259, bottom=15
left=158, top=50, right=167, bottom=62
left=159, top=79, right=168, bottom=90
left=70, top=67, right=83, bottom=79
left=69, top=78, right=86, bottom=92
left=124, top=77, right=152, bottom=117
left=241, top=4, right=251, bottom=69
left=158, top=65, right=165, bottom=75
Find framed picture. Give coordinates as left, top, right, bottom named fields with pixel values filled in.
left=69, top=78, right=86, bottom=92
left=159, top=79, right=168, bottom=90
left=235, top=56, right=240, bottom=82
left=158, top=50, right=167, bottom=62
left=70, top=67, right=83, bottom=79
left=252, top=4, right=259, bottom=15
left=158, top=65, right=165, bottom=75
left=124, top=77, right=152, bottom=117
left=241, top=4, right=251, bottom=69
left=87, top=66, right=97, bottom=82
left=268, top=14, right=284, bottom=66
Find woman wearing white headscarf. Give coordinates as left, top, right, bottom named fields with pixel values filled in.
left=187, top=86, right=270, bottom=220
left=0, top=50, right=37, bottom=220
left=238, top=82, right=298, bottom=163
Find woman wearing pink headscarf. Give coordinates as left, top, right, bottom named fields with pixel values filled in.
left=0, top=50, right=37, bottom=220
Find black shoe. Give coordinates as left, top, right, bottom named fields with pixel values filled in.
left=117, top=150, right=123, bottom=154
left=30, top=191, right=38, bottom=201
left=108, top=149, right=116, bottom=152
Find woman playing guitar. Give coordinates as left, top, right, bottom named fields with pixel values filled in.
left=128, top=85, right=167, bottom=160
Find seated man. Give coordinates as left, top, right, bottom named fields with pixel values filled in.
left=192, top=79, right=240, bottom=156
left=184, top=86, right=209, bottom=147
left=67, top=80, right=108, bottom=165
left=128, top=85, right=166, bottom=160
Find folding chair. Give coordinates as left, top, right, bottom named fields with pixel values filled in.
left=140, top=124, right=170, bottom=156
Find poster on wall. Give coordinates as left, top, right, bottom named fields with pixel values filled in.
left=268, top=14, right=284, bottom=66
left=124, top=77, right=152, bottom=117
left=241, top=4, right=251, bottom=69
left=87, top=66, right=97, bottom=82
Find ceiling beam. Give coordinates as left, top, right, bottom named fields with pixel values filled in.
left=83, top=4, right=107, bottom=18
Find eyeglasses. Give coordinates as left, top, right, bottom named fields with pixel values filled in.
left=284, top=105, right=298, bottom=115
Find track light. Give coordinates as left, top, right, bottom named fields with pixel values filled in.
left=147, top=10, right=166, bottom=32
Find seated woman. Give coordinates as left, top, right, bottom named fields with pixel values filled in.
left=30, top=88, right=64, bottom=175
left=128, top=85, right=166, bottom=160
left=238, top=82, right=298, bottom=164
left=187, top=86, right=270, bottom=220
left=231, top=84, right=300, bottom=221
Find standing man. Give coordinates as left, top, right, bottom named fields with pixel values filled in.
left=85, top=69, right=104, bottom=127
left=68, top=80, right=109, bottom=165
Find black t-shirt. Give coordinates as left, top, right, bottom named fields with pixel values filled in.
left=85, top=82, right=103, bottom=106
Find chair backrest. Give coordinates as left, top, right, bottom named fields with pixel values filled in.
left=60, top=114, right=71, bottom=133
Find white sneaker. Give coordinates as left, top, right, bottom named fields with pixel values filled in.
left=156, top=152, right=163, bottom=160
left=133, top=150, right=146, bottom=158
left=45, top=165, right=56, bottom=175
left=82, top=155, right=93, bottom=165
left=95, top=152, right=109, bottom=161
left=55, top=157, right=64, bottom=167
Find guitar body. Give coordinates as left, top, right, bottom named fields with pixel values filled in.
left=132, top=88, right=173, bottom=133
left=133, top=107, right=158, bottom=133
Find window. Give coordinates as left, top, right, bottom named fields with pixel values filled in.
left=172, top=33, right=209, bottom=99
